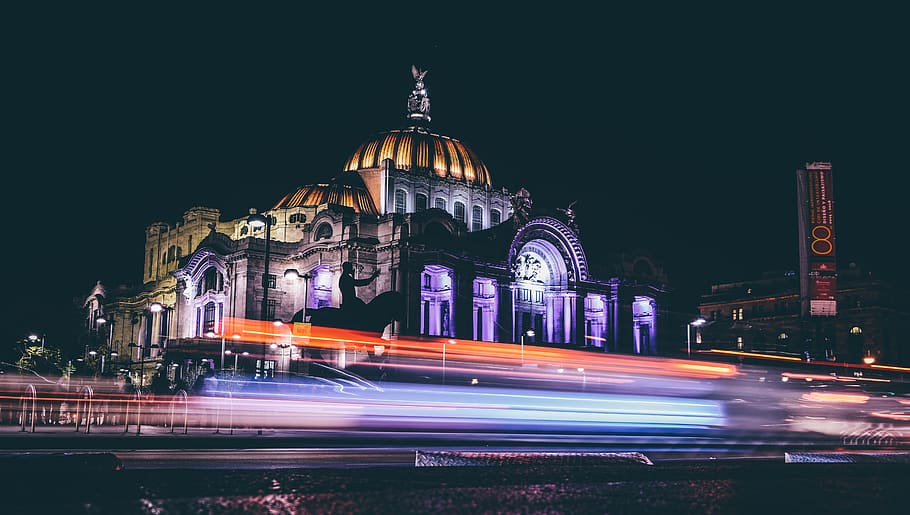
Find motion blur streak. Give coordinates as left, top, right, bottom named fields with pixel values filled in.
left=223, top=317, right=739, bottom=380
left=801, top=392, right=869, bottom=404
left=201, top=381, right=726, bottom=432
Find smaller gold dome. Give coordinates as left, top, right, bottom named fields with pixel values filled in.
left=343, top=125, right=492, bottom=188
left=272, top=173, right=378, bottom=214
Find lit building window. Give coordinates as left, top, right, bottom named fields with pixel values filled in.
left=491, top=209, right=501, bottom=226
left=394, top=189, right=407, bottom=213
left=471, top=205, right=483, bottom=231
left=732, top=307, right=744, bottom=320
left=850, top=326, right=863, bottom=335
left=454, top=201, right=465, bottom=223
left=737, top=336, right=744, bottom=350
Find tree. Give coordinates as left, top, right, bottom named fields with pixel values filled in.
left=16, top=343, right=64, bottom=376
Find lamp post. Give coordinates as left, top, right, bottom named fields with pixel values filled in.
left=284, top=269, right=312, bottom=323
left=128, top=342, right=160, bottom=389
left=520, top=329, right=535, bottom=366
left=96, top=315, right=116, bottom=375
left=225, top=350, right=247, bottom=376
left=270, top=320, right=293, bottom=377
left=28, top=334, right=46, bottom=353
left=443, top=339, right=456, bottom=385
left=687, top=317, right=706, bottom=358
left=247, top=209, right=273, bottom=321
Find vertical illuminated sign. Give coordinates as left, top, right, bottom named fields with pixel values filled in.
left=797, top=162, right=837, bottom=317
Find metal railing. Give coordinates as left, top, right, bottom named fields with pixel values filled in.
left=122, top=390, right=144, bottom=435
left=213, top=391, right=233, bottom=435
left=168, top=389, right=189, bottom=434
left=19, top=384, right=37, bottom=433
left=74, top=385, right=94, bottom=433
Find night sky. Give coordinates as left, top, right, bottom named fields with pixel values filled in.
left=6, top=6, right=907, bottom=348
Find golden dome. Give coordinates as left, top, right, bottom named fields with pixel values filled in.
left=272, top=173, right=379, bottom=214
left=342, top=125, right=492, bottom=188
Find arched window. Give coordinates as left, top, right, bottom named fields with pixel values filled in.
left=315, top=223, right=333, bottom=240
left=454, top=201, right=465, bottom=224
left=434, top=198, right=446, bottom=211
left=240, top=226, right=249, bottom=236
left=850, top=326, right=863, bottom=335
left=491, top=209, right=501, bottom=226
left=471, top=205, right=483, bottom=231
left=416, top=193, right=428, bottom=212
left=394, top=189, right=407, bottom=213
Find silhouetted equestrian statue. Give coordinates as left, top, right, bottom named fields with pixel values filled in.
left=299, top=262, right=404, bottom=336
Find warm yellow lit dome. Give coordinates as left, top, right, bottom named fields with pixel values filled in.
left=272, top=173, right=379, bottom=214
left=342, top=125, right=492, bottom=188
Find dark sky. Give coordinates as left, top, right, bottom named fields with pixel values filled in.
left=6, top=6, right=907, bottom=347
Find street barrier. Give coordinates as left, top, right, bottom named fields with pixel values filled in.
left=19, top=384, right=37, bottom=433
left=168, top=389, right=189, bottom=434
left=122, top=390, right=143, bottom=435
left=74, top=385, right=94, bottom=434
left=213, top=391, right=233, bottom=435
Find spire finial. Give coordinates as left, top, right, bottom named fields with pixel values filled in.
left=407, top=65, right=431, bottom=123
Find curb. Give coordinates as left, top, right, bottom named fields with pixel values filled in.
left=415, top=450, right=654, bottom=467
left=785, top=451, right=910, bottom=463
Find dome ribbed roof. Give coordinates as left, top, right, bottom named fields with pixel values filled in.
left=342, top=125, right=492, bottom=188
left=272, top=173, right=379, bottom=214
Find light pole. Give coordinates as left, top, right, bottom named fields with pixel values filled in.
left=225, top=350, right=247, bottom=376
left=96, top=315, right=116, bottom=375
left=687, top=317, right=706, bottom=358
left=28, top=334, right=46, bottom=352
left=128, top=341, right=160, bottom=389
left=284, top=268, right=312, bottom=323
left=443, top=339, right=456, bottom=385
left=247, top=209, right=273, bottom=321
left=520, top=329, right=535, bottom=366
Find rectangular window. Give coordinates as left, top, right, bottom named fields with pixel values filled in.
left=395, top=189, right=407, bottom=213
left=732, top=307, right=744, bottom=320
left=203, top=303, right=216, bottom=334
left=435, top=198, right=446, bottom=211
left=423, top=300, right=430, bottom=335
left=266, top=274, right=277, bottom=289
left=471, top=205, right=483, bottom=231
left=416, top=193, right=428, bottom=211
left=267, top=299, right=277, bottom=320
left=454, top=202, right=465, bottom=223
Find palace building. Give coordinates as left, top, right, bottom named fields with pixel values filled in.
left=82, top=66, right=672, bottom=385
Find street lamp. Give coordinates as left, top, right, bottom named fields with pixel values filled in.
left=128, top=341, right=160, bottom=389
left=28, top=333, right=46, bottom=352
left=687, top=317, right=706, bottom=358
left=284, top=269, right=312, bottom=323
left=520, top=329, right=535, bottom=366
left=224, top=350, right=248, bottom=376
left=96, top=315, right=116, bottom=375
left=247, top=209, right=273, bottom=321
left=443, top=339, right=456, bottom=385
